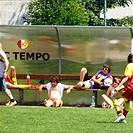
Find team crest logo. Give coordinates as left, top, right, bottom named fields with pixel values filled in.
left=17, top=40, right=29, bottom=49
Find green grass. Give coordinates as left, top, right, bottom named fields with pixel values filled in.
left=0, top=106, right=133, bottom=133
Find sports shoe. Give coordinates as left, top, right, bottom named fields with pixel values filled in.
left=31, top=84, right=41, bottom=89
left=9, top=101, right=17, bottom=106
left=6, top=101, right=11, bottom=106
left=119, top=119, right=126, bottom=123
left=114, top=114, right=125, bottom=123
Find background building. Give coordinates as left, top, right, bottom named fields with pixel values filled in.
left=0, top=0, right=30, bottom=25
left=100, top=3, right=133, bottom=19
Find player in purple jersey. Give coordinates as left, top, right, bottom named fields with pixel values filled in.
left=66, top=64, right=113, bottom=94
left=76, top=64, right=113, bottom=90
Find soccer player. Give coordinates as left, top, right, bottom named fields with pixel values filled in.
left=112, top=53, right=133, bottom=123
left=0, top=41, right=17, bottom=106
left=38, top=75, right=74, bottom=107
left=67, top=64, right=113, bottom=92
left=5, top=66, right=31, bottom=106
left=5, top=66, right=31, bottom=89
left=102, top=77, right=124, bottom=108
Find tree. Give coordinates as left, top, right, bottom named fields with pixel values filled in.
left=27, top=0, right=89, bottom=25
left=116, top=16, right=133, bottom=26
left=26, top=0, right=133, bottom=26
left=82, top=0, right=133, bottom=26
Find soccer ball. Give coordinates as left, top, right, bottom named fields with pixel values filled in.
left=103, top=78, right=113, bottom=87
left=102, top=102, right=108, bottom=108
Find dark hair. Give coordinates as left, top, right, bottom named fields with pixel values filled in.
left=49, top=75, right=59, bottom=83
left=103, top=64, right=111, bottom=73
left=127, top=53, right=133, bottom=63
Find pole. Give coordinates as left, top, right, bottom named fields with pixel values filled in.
left=104, top=0, right=107, bottom=26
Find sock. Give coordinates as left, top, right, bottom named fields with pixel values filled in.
left=18, top=84, right=31, bottom=88
left=113, top=99, right=121, bottom=111
left=10, top=99, right=14, bottom=102
left=123, top=109, right=128, bottom=117
left=12, top=77, right=17, bottom=85
left=117, top=111, right=123, bottom=116
left=122, top=100, right=130, bottom=117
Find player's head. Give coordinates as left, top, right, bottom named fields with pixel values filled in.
left=112, top=77, right=121, bottom=88
left=102, top=64, right=111, bottom=73
left=50, top=76, right=59, bottom=87
left=127, top=53, right=133, bottom=63
left=50, top=76, right=59, bottom=83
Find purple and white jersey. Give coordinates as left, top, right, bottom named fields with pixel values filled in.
left=92, top=70, right=113, bottom=89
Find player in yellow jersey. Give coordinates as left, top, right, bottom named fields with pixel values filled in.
left=112, top=53, right=133, bottom=123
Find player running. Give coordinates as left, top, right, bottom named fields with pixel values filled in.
left=111, top=53, right=133, bottom=123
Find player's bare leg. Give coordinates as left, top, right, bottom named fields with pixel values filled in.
left=80, top=68, right=87, bottom=82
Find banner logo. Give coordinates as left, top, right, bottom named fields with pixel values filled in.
left=17, top=40, right=29, bottom=49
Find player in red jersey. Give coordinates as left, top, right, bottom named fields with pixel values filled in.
left=5, top=66, right=31, bottom=106
left=5, top=66, right=31, bottom=89
left=112, top=53, right=133, bottom=123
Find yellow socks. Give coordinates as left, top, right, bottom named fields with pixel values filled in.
left=18, top=85, right=31, bottom=89
left=112, top=99, right=122, bottom=113
left=12, top=77, right=17, bottom=85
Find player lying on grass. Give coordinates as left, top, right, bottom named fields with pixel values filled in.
left=111, top=53, right=133, bottom=123
left=5, top=66, right=31, bottom=106
left=38, top=75, right=74, bottom=107
left=102, top=77, right=124, bottom=108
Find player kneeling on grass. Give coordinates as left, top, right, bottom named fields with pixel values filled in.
left=38, top=76, right=74, bottom=107
left=102, top=77, right=125, bottom=108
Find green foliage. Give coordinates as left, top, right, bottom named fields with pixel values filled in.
left=26, top=0, right=132, bottom=26
left=27, top=0, right=89, bottom=25
left=82, top=0, right=133, bottom=26
left=106, top=16, right=133, bottom=26
left=117, top=16, right=133, bottom=26
left=1, top=106, right=133, bottom=133
left=83, top=0, right=132, bottom=11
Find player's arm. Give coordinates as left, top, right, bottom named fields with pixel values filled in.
left=115, top=76, right=128, bottom=91
left=1, top=52, right=9, bottom=73
left=63, top=84, right=75, bottom=94
left=106, top=85, right=114, bottom=96
left=1, top=51, right=9, bottom=77
left=38, top=84, right=47, bottom=95
left=106, top=86, right=111, bottom=96
left=91, top=75, right=102, bottom=85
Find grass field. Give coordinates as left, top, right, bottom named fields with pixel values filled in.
left=0, top=106, right=133, bottom=133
